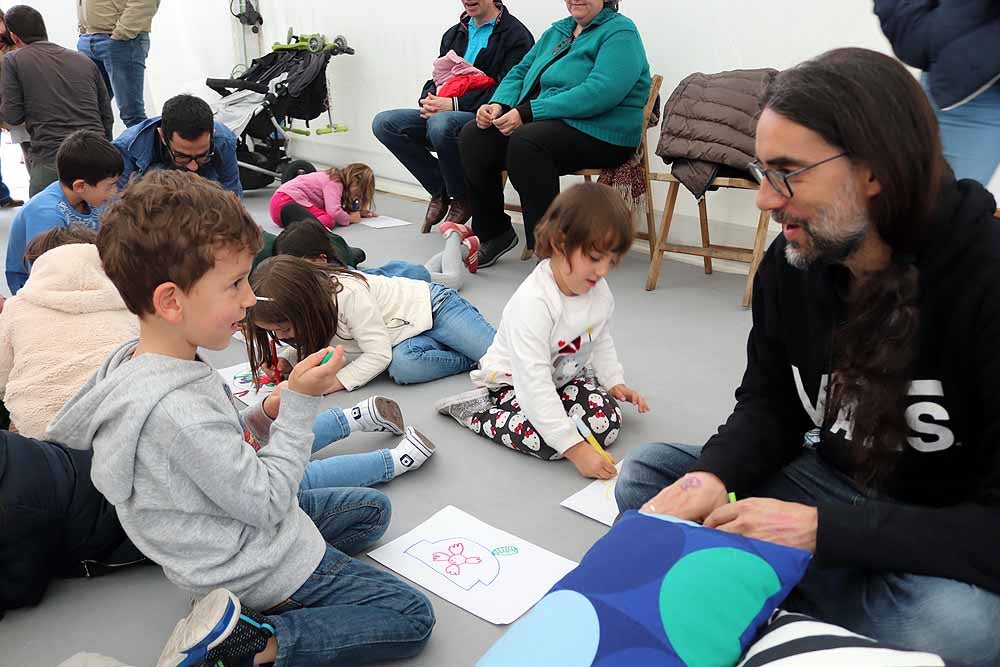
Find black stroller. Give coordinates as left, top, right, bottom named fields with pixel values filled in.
left=206, top=30, right=355, bottom=190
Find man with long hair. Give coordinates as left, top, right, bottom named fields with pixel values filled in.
left=616, top=48, right=1000, bottom=664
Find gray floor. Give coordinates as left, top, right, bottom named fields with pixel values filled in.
left=0, top=186, right=753, bottom=665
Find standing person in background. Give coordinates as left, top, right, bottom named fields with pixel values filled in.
left=0, top=5, right=113, bottom=197
left=0, top=8, right=22, bottom=209
left=77, top=0, right=159, bottom=128
left=372, top=1, right=533, bottom=233
left=876, top=0, right=1000, bottom=185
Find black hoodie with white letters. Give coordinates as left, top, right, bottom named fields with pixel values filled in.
left=694, top=178, right=1000, bottom=593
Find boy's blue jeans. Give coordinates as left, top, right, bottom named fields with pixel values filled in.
left=265, top=487, right=434, bottom=666
left=299, top=409, right=394, bottom=490
left=388, top=283, right=496, bottom=385
left=615, top=443, right=1000, bottom=665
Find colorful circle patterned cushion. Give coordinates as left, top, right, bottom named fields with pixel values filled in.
left=479, top=511, right=812, bottom=667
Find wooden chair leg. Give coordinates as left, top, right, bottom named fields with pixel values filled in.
left=646, top=181, right=680, bottom=291
left=742, top=208, right=772, bottom=308
left=697, top=197, right=713, bottom=274
left=584, top=173, right=593, bottom=183
left=642, top=169, right=657, bottom=256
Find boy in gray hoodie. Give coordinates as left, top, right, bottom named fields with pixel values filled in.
left=47, top=170, right=434, bottom=667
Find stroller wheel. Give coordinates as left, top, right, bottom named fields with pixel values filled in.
left=282, top=160, right=316, bottom=183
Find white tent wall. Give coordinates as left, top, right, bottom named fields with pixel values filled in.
left=17, top=1, right=1000, bottom=247
left=253, top=0, right=999, bottom=261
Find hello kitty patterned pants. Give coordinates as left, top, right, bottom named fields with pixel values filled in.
left=467, top=377, right=623, bottom=461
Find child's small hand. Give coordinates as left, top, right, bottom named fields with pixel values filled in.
left=360, top=209, right=376, bottom=218
left=349, top=211, right=362, bottom=224
left=262, top=357, right=293, bottom=379
left=288, top=346, right=346, bottom=396
left=261, top=381, right=287, bottom=419
left=610, top=384, right=649, bottom=413
left=564, top=441, right=618, bottom=480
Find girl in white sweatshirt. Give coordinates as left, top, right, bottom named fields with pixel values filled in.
left=244, top=256, right=496, bottom=392
left=435, top=183, right=649, bottom=479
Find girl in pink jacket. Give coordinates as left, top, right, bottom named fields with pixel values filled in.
left=269, top=163, right=376, bottom=229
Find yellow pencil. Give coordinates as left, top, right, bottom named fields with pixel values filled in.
left=572, top=414, right=615, bottom=466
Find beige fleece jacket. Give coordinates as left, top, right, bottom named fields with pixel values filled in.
left=0, top=243, right=138, bottom=438
left=78, top=0, right=160, bottom=40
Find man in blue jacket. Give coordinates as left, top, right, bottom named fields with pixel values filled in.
left=875, top=0, right=1000, bottom=185
left=114, top=93, right=242, bottom=196
left=372, top=1, right=532, bottom=232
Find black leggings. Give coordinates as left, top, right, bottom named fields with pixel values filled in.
left=459, top=119, right=634, bottom=246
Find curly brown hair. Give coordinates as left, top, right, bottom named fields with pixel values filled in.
left=97, top=170, right=262, bottom=316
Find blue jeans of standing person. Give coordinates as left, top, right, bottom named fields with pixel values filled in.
left=371, top=109, right=474, bottom=199
left=264, top=487, right=434, bottom=666
left=388, top=283, right=496, bottom=385
left=77, top=32, right=151, bottom=127
left=298, top=408, right=396, bottom=490
left=615, top=443, right=1000, bottom=665
left=924, top=76, right=1000, bottom=185
left=0, top=153, right=11, bottom=205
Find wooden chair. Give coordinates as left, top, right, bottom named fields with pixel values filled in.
left=645, top=171, right=770, bottom=308
left=503, top=74, right=664, bottom=260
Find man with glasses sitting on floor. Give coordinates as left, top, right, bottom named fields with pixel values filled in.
left=113, top=93, right=242, bottom=196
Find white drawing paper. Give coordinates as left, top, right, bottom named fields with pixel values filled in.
left=216, top=362, right=277, bottom=404
left=360, top=215, right=412, bottom=229
left=368, top=506, right=577, bottom=624
left=560, top=461, right=624, bottom=526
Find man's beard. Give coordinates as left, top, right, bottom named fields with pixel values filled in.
left=778, top=184, right=871, bottom=270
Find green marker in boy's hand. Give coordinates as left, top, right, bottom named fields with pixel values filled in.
left=321, top=350, right=335, bottom=365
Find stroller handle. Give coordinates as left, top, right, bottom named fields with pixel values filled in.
left=206, top=78, right=270, bottom=96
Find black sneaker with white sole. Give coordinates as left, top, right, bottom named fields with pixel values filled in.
left=476, top=228, right=519, bottom=269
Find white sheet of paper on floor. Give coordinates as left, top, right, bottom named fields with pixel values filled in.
left=216, top=362, right=277, bottom=404
left=559, top=460, right=624, bottom=526
left=368, top=505, right=577, bottom=625
left=360, top=215, right=412, bottom=229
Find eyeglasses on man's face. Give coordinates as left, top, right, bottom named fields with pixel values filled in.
left=164, top=133, right=216, bottom=166
left=748, top=152, right=848, bottom=198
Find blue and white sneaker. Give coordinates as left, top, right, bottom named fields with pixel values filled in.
left=157, top=589, right=274, bottom=667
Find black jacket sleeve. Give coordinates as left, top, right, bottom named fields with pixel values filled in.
left=692, top=247, right=814, bottom=494
left=455, top=22, right=535, bottom=113
left=874, top=0, right=936, bottom=70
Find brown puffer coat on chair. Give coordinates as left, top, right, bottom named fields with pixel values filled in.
left=655, top=68, right=778, bottom=198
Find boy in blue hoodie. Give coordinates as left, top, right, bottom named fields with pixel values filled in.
left=5, top=130, right=122, bottom=294
left=46, top=170, right=434, bottom=667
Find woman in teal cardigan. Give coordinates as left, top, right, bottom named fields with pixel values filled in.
left=459, top=0, right=650, bottom=267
